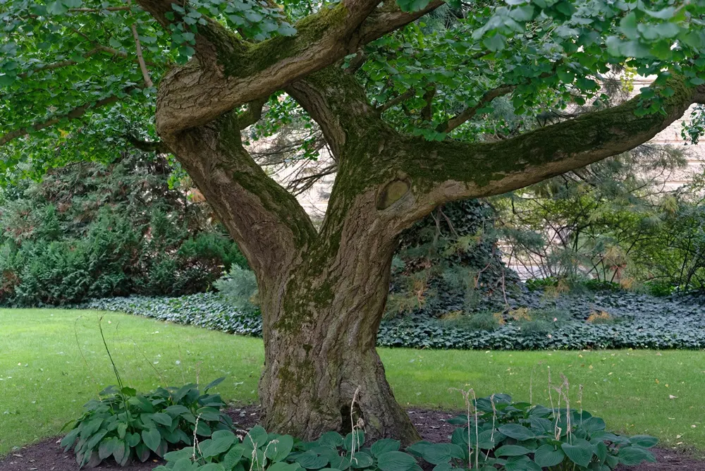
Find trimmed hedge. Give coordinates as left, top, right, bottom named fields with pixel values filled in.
left=83, top=291, right=705, bottom=350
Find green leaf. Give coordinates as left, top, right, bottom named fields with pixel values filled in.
left=197, top=407, right=221, bottom=421
left=142, top=427, right=162, bottom=453
left=202, top=430, right=236, bottom=458
left=244, top=425, right=268, bottom=449
left=483, top=34, right=506, bottom=52
left=371, top=439, right=400, bottom=457
left=376, top=451, right=418, bottom=471
left=619, top=12, right=638, bottom=40
left=265, top=435, right=294, bottom=462
left=268, top=463, right=302, bottom=471
left=618, top=447, right=656, bottom=465
left=561, top=443, right=593, bottom=468
left=533, top=444, right=564, bottom=467
left=113, top=440, right=129, bottom=466
left=406, top=443, right=464, bottom=465
left=152, top=412, right=173, bottom=427
left=60, top=428, right=80, bottom=449
left=199, top=465, right=226, bottom=471
left=395, top=0, right=432, bottom=13
left=689, top=77, right=705, bottom=86
left=86, top=430, right=108, bottom=449
left=495, top=445, right=531, bottom=457
left=173, top=458, right=198, bottom=471
left=296, top=451, right=329, bottom=469
left=510, top=5, right=535, bottom=22
left=318, top=432, right=344, bottom=448
left=204, top=377, right=226, bottom=392
left=343, top=430, right=365, bottom=452
left=594, top=441, right=608, bottom=463
left=644, top=7, right=675, bottom=19
left=46, top=1, right=68, bottom=15
left=278, top=24, right=297, bottom=36
left=498, top=424, right=535, bottom=441
left=629, top=435, right=658, bottom=448
left=350, top=451, right=374, bottom=468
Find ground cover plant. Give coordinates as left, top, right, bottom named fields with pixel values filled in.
left=84, top=289, right=705, bottom=350
left=151, top=399, right=657, bottom=471
left=61, top=379, right=234, bottom=467
left=1, top=308, right=704, bottom=458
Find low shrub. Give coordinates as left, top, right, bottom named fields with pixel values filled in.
left=213, top=265, right=259, bottom=311
left=61, top=379, right=234, bottom=467
left=83, top=290, right=705, bottom=350
left=153, top=394, right=655, bottom=471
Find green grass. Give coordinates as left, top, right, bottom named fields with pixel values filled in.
left=1, top=309, right=705, bottom=458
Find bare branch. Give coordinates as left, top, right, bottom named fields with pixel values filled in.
left=437, top=85, right=514, bottom=133
left=127, top=0, right=154, bottom=88
left=18, top=48, right=102, bottom=78
left=124, top=134, right=172, bottom=153
left=69, top=6, right=131, bottom=11
left=377, top=88, right=416, bottom=113
left=345, top=50, right=367, bottom=74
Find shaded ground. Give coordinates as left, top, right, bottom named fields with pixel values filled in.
left=1, top=406, right=702, bottom=471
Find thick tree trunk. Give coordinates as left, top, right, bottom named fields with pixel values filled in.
left=164, top=110, right=421, bottom=443
left=257, top=220, right=420, bottom=444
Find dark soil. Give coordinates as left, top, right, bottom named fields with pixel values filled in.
left=2, top=406, right=702, bottom=471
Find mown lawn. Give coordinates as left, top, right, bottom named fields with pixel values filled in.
left=1, top=309, right=705, bottom=457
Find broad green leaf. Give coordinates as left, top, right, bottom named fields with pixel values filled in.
left=371, top=439, right=400, bottom=457
left=494, top=445, right=531, bottom=457
left=498, top=424, right=535, bottom=441
left=561, top=443, right=593, bottom=468
left=376, top=451, right=418, bottom=471
left=618, top=446, right=656, bottom=465
left=533, top=444, right=564, bottom=467
left=142, top=427, right=162, bottom=453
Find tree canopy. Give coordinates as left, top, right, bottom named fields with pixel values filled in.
left=2, top=0, right=705, bottom=169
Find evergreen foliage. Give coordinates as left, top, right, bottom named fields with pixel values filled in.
left=389, top=199, right=519, bottom=318
left=0, top=153, right=245, bottom=306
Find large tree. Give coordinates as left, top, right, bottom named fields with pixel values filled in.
left=2, top=0, right=705, bottom=442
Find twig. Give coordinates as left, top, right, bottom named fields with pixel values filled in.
left=127, top=0, right=153, bottom=88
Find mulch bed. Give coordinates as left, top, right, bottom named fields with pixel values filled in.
left=2, top=406, right=702, bottom=471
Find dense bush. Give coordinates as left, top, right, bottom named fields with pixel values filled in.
left=389, top=200, right=518, bottom=319
left=61, top=379, right=234, bottom=467
left=153, top=394, right=654, bottom=471
left=0, top=154, right=246, bottom=306
left=83, top=289, right=705, bottom=350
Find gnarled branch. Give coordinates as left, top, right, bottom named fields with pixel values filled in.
left=143, top=0, right=444, bottom=135
left=401, top=79, right=700, bottom=219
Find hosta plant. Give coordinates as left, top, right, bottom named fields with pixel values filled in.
left=154, top=397, right=656, bottom=471
left=61, top=378, right=235, bottom=467
left=414, top=394, right=657, bottom=470
left=156, top=426, right=420, bottom=471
